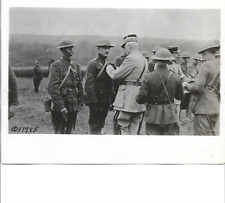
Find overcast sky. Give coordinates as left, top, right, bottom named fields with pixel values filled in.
left=10, top=8, right=220, bottom=41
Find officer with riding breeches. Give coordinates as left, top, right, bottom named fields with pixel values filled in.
left=48, top=38, right=84, bottom=134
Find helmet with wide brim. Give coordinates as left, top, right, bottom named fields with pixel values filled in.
left=192, top=53, right=203, bottom=61
left=181, top=51, right=191, bottom=58
left=57, top=38, right=74, bottom=49
left=198, top=43, right=220, bottom=54
left=151, top=48, right=175, bottom=61
left=96, top=40, right=114, bottom=48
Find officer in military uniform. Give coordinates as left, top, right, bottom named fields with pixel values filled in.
left=136, top=48, right=184, bottom=135
left=185, top=42, right=220, bottom=135
left=9, top=65, right=19, bottom=119
left=84, top=40, right=114, bottom=134
left=33, top=60, right=43, bottom=93
left=106, top=34, right=148, bottom=135
left=48, top=38, right=84, bottom=134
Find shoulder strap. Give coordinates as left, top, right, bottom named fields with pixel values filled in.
left=96, top=61, right=107, bottom=79
left=59, top=65, right=71, bottom=89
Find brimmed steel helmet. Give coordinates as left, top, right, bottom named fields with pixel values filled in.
left=198, top=41, right=220, bottom=54
left=151, top=48, right=175, bottom=61
left=167, top=46, right=180, bottom=54
left=57, top=38, right=74, bottom=49
left=192, top=54, right=203, bottom=61
left=96, top=40, right=114, bottom=48
left=181, top=51, right=191, bottom=58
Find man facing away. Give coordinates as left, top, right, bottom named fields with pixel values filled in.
left=106, top=34, right=148, bottom=135
left=48, top=38, right=84, bottom=134
left=136, top=48, right=184, bottom=135
left=84, top=40, right=114, bottom=134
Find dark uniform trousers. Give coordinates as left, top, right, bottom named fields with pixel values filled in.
left=51, top=110, right=77, bottom=134
left=85, top=55, right=113, bottom=135
left=88, top=102, right=110, bottom=134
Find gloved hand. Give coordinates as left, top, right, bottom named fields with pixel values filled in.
left=61, top=108, right=68, bottom=121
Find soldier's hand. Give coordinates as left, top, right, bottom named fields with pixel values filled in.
left=61, top=108, right=68, bottom=121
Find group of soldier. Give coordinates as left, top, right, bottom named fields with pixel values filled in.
left=9, top=33, right=220, bottom=135
left=46, top=34, right=220, bottom=135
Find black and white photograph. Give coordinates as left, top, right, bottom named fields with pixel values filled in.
left=7, top=8, right=221, bottom=135
left=1, top=1, right=225, bottom=203
left=1, top=0, right=225, bottom=164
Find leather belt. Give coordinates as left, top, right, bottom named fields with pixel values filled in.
left=120, top=81, right=141, bottom=86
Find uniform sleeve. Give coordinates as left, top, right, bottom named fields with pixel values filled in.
left=136, top=75, right=149, bottom=104
left=84, top=61, right=98, bottom=104
left=8, top=66, right=19, bottom=106
left=175, top=76, right=184, bottom=101
left=76, top=64, right=84, bottom=105
left=114, top=57, right=121, bottom=67
left=48, top=63, right=65, bottom=111
left=188, top=63, right=208, bottom=94
left=106, top=57, right=135, bottom=80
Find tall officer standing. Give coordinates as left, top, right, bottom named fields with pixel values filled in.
left=106, top=34, right=148, bottom=135
left=48, top=38, right=84, bottom=134
left=136, top=48, right=184, bottom=135
left=84, top=40, right=114, bottom=134
left=185, top=42, right=220, bottom=135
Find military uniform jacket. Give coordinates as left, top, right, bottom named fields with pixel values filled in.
left=48, top=56, right=84, bottom=112
left=108, top=50, right=148, bottom=113
left=188, top=58, right=220, bottom=115
left=84, top=55, right=113, bottom=105
left=136, top=65, right=184, bottom=125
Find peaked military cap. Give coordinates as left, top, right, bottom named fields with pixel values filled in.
left=121, top=34, right=138, bottom=48
left=96, top=40, right=114, bottom=48
left=167, top=46, right=180, bottom=54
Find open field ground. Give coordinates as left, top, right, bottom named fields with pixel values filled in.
left=9, top=77, right=194, bottom=135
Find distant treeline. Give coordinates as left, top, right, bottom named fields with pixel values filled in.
left=9, top=34, right=212, bottom=67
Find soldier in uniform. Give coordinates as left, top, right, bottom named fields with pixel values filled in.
left=9, top=65, right=19, bottom=119
left=33, top=60, right=43, bottom=93
left=106, top=34, right=148, bottom=135
left=136, top=48, right=184, bottom=135
left=48, top=38, right=84, bottom=134
left=148, top=46, right=161, bottom=72
left=185, top=42, right=220, bottom=135
left=180, top=51, right=191, bottom=76
left=187, top=54, right=202, bottom=78
left=84, top=40, right=114, bottom=134
left=167, top=46, right=190, bottom=125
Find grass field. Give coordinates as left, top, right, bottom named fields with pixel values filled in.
left=9, top=77, right=194, bottom=135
